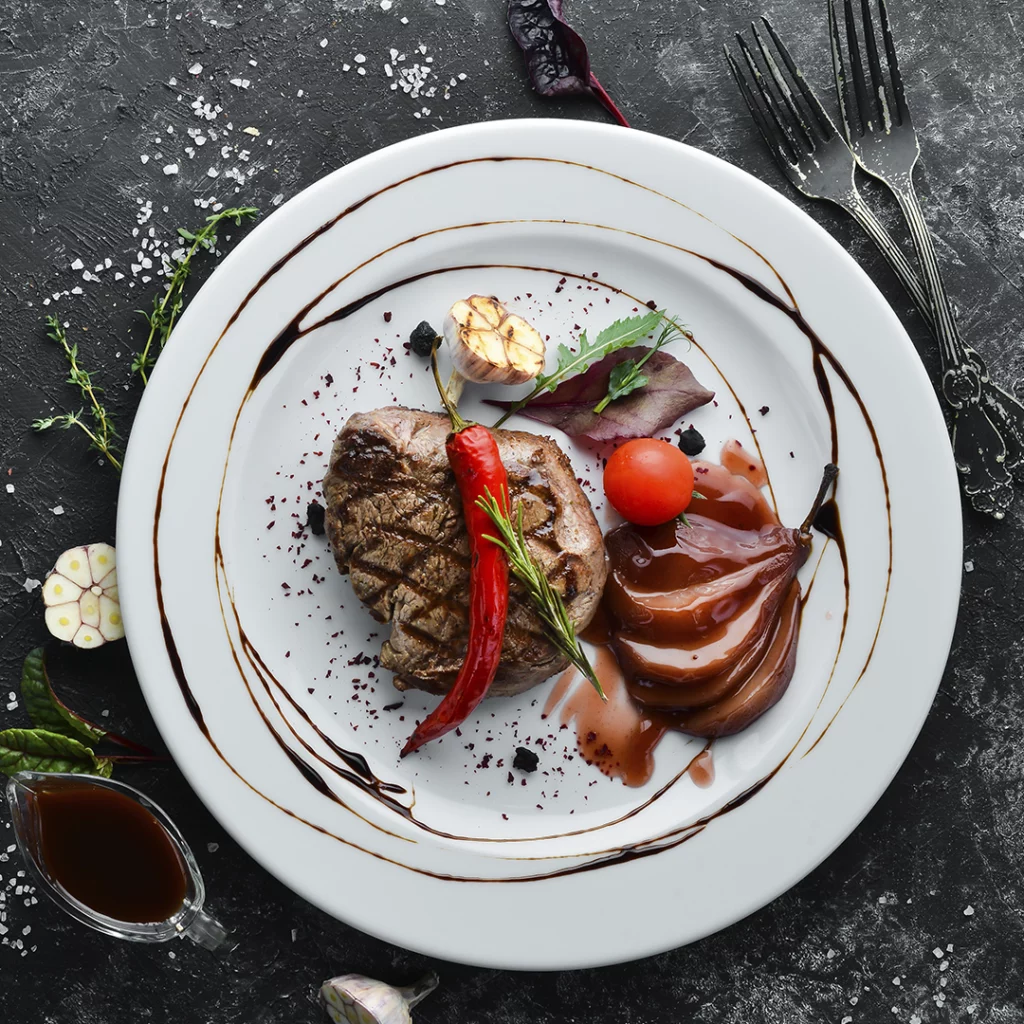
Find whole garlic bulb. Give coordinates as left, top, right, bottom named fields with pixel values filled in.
left=445, top=295, right=545, bottom=386
left=320, top=972, right=438, bottom=1024
left=41, top=543, right=123, bottom=649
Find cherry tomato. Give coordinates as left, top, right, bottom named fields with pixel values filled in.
left=603, top=438, right=695, bottom=526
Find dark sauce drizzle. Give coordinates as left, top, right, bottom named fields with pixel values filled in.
left=153, top=156, right=892, bottom=880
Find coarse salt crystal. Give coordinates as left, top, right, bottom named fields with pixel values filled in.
left=23, top=579, right=41, bottom=594
left=51, top=505, right=64, bottom=515
left=964, top=560, right=974, bottom=571
left=4, top=484, right=13, bottom=494
left=932, top=947, right=944, bottom=958
left=207, top=168, right=219, bottom=178
left=188, top=63, right=203, bottom=75
left=163, top=163, right=179, bottom=175
left=319, top=38, right=328, bottom=48
left=381, top=0, right=392, bottom=7
left=342, top=64, right=351, bottom=72
left=70, top=258, right=84, bottom=270
left=243, top=126, right=260, bottom=136
left=964, top=904, right=974, bottom=915
left=357, top=67, right=366, bottom=76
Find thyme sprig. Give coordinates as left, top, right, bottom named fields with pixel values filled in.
left=33, top=316, right=123, bottom=472
left=132, top=206, right=258, bottom=383
left=477, top=487, right=606, bottom=701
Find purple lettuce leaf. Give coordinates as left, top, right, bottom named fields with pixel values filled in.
left=506, top=0, right=630, bottom=126
left=486, top=347, right=714, bottom=443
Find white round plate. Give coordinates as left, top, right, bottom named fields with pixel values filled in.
left=117, top=120, right=961, bottom=970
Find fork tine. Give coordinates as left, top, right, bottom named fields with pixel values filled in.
left=759, top=16, right=837, bottom=140
left=858, top=0, right=889, bottom=129
left=841, top=0, right=871, bottom=134
left=877, top=0, right=910, bottom=123
left=828, top=0, right=857, bottom=141
left=750, top=22, right=816, bottom=150
left=725, top=45, right=798, bottom=167
left=735, top=33, right=807, bottom=160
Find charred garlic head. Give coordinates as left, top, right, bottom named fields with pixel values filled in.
left=445, top=295, right=545, bottom=386
left=320, top=972, right=438, bottom=1024
left=42, top=544, right=123, bottom=649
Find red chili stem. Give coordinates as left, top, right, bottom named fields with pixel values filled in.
left=589, top=72, right=630, bottom=127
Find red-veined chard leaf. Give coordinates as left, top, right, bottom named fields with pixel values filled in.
left=487, top=346, right=714, bottom=442
left=20, top=647, right=106, bottom=746
left=0, top=728, right=112, bottom=778
left=507, top=0, right=629, bottom=126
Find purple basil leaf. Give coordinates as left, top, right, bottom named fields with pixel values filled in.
left=487, top=347, right=714, bottom=443
left=507, top=0, right=629, bottom=125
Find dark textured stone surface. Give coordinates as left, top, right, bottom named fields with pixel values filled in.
left=1, top=1, right=1023, bottom=1021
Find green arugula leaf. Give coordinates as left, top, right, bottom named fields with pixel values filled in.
left=0, top=729, right=112, bottom=778
left=592, top=316, right=688, bottom=414
left=21, top=648, right=106, bottom=746
left=604, top=360, right=650, bottom=403
left=494, top=309, right=664, bottom=425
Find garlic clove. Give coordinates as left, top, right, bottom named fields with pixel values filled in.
left=55, top=547, right=92, bottom=589
left=445, top=294, right=545, bottom=386
left=43, top=543, right=124, bottom=649
left=320, top=972, right=438, bottom=1024
left=79, top=591, right=101, bottom=628
left=42, top=574, right=83, bottom=606
left=72, top=624, right=104, bottom=649
left=87, top=543, right=116, bottom=582
left=45, top=604, right=82, bottom=643
left=98, top=595, right=125, bottom=642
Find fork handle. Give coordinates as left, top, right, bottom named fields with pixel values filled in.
left=887, top=175, right=1017, bottom=515
left=844, top=192, right=932, bottom=322
left=890, top=179, right=980, bottom=407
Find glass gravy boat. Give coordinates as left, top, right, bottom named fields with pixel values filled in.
left=5, top=772, right=234, bottom=950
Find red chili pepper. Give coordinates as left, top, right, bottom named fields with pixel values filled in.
left=401, top=357, right=510, bottom=757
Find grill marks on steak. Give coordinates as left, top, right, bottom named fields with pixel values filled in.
left=323, top=407, right=607, bottom=697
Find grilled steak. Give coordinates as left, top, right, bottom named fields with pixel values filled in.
left=323, top=407, right=607, bottom=697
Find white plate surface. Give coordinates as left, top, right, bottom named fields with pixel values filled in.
left=117, top=120, right=961, bottom=969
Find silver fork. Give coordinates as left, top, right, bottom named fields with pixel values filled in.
left=830, top=0, right=1024, bottom=518
left=725, top=18, right=931, bottom=318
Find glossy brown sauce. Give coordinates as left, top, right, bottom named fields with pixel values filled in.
left=149, top=153, right=893, bottom=881
left=720, top=439, right=768, bottom=489
left=552, top=460, right=812, bottom=786
left=36, top=783, right=187, bottom=923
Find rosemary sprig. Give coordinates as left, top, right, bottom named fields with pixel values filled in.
left=477, top=487, right=606, bottom=701
left=33, top=316, right=122, bottom=472
left=132, top=206, right=258, bottom=384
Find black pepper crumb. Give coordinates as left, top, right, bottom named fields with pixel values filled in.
left=383, top=311, right=393, bottom=323
left=305, top=500, right=326, bottom=536
left=758, top=405, right=770, bottom=416
left=513, top=746, right=539, bottom=773
left=678, top=427, right=706, bottom=457
left=409, top=320, right=439, bottom=357
left=382, top=702, right=403, bottom=712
